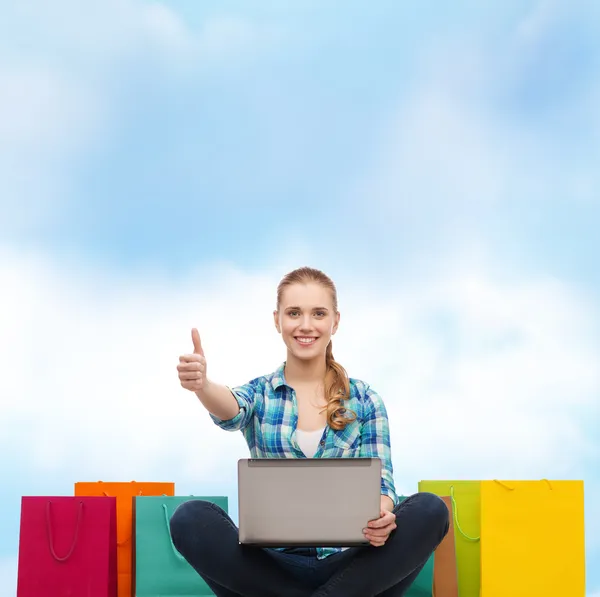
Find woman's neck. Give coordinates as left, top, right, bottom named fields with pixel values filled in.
left=284, top=354, right=327, bottom=385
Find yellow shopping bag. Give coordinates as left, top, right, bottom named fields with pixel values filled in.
left=480, top=479, right=585, bottom=597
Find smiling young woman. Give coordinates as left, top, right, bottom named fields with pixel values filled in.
left=273, top=271, right=355, bottom=435
left=171, top=266, right=449, bottom=597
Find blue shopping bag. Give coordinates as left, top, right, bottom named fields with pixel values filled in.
left=134, top=495, right=228, bottom=596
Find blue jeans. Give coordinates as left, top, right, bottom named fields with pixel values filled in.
left=169, top=492, right=449, bottom=597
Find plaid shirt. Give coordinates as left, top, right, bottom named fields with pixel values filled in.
left=210, top=362, right=398, bottom=559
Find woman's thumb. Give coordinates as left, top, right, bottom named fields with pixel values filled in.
left=191, top=328, right=204, bottom=356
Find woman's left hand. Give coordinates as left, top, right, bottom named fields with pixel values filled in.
left=363, top=509, right=397, bottom=547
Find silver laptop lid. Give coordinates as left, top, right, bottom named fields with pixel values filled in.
left=238, top=457, right=381, bottom=547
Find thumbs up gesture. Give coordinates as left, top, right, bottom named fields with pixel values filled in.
left=177, top=328, right=207, bottom=392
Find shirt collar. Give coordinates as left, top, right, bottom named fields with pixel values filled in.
left=271, top=362, right=288, bottom=390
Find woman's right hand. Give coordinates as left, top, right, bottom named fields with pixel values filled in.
left=177, top=328, right=207, bottom=392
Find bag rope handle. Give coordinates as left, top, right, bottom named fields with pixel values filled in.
left=162, top=504, right=186, bottom=560
left=45, top=500, right=83, bottom=562
left=493, top=479, right=553, bottom=490
left=450, top=486, right=480, bottom=542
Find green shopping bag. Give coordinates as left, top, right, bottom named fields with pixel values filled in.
left=418, top=481, right=480, bottom=597
left=134, top=495, right=228, bottom=596
left=398, top=496, right=435, bottom=597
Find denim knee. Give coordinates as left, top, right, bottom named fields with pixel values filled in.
left=169, top=499, right=216, bottom=548
left=418, top=492, right=450, bottom=535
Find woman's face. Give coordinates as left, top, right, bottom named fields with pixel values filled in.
left=274, top=282, right=340, bottom=361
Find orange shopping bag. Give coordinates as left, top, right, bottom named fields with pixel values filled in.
left=432, top=496, right=459, bottom=597
left=75, top=481, right=174, bottom=597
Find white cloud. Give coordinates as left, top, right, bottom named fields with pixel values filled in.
left=1, top=0, right=193, bottom=63
left=515, top=0, right=562, bottom=43
left=0, top=248, right=284, bottom=482
left=142, top=2, right=196, bottom=55
left=369, top=269, right=598, bottom=479
left=197, top=15, right=277, bottom=60
left=0, top=62, right=107, bottom=232
left=1, top=0, right=277, bottom=74
left=351, top=37, right=506, bottom=220
left=1, top=246, right=597, bottom=482
left=354, top=2, right=600, bottom=228
left=0, top=66, right=97, bottom=150
left=0, top=0, right=279, bottom=233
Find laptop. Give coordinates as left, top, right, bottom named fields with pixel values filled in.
left=238, top=457, right=381, bottom=547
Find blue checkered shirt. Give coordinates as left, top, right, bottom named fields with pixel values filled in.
left=210, top=362, right=398, bottom=559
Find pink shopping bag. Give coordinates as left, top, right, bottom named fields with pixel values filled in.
left=17, top=496, right=117, bottom=597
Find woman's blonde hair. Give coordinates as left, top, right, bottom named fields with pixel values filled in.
left=276, top=266, right=356, bottom=430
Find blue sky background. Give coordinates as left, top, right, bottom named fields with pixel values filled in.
left=1, top=0, right=599, bottom=594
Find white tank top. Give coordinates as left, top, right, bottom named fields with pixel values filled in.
left=296, top=427, right=325, bottom=458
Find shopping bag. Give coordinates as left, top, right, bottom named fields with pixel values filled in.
left=418, top=481, right=480, bottom=597
left=134, top=495, right=228, bottom=596
left=398, top=496, right=435, bottom=597
left=75, top=481, right=175, bottom=597
left=17, top=496, right=117, bottom=597
left=406, top=554, right=434, bottom=597
left=480, top=479, right=585, bottom=597
left=432, top=496, right=458, bottom=597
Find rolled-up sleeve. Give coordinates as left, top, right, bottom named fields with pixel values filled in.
left=209, top=380, right=258, bottom=431
left=359, top=386, right=398, bottom=506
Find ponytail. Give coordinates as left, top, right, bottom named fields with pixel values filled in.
left=324, top=340, right=356, bottom=430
